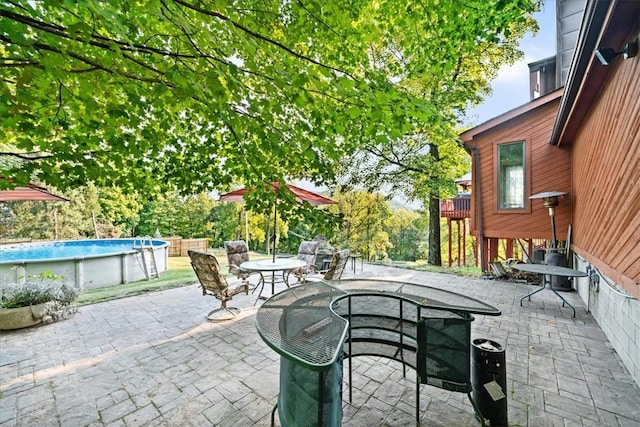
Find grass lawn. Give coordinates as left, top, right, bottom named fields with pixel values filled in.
left=371, top=259, right=483, bottom=277
left=76, top=250, right=481, bottom=306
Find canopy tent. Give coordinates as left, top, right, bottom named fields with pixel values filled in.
left=219, top=182, right=335, bottom=206
left=0, top=182, right=69, bottom=202
left=219, top=182, right=336, bottom=261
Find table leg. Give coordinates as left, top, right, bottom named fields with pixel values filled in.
left=318, top=371, right=324, bottom=426
left=270, top=403, right=278, bottom=427
left=251, top=274, right=264, bottom=295
left=550, top=287, right=576, bottom=317
left=253, top=270, right=294, bottom=305
left=271, top=271, right=276, bottom=295
left=283, top=270, right=294, bottom=287
left=520, top=283, right=545, bottom=305
left=253, top=275, right=266, bottom=306
left=519, top=275, right=577, bottom=317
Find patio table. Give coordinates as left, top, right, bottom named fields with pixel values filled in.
left=256, top=279, right=500, bottom=426
left=349, top=253, right=363, bottom=273
left=515, top=263, right=587, bottom=317
left=240, top=258, right=306, bottom=300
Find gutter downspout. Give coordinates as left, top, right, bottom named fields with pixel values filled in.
left=466, top=143, right=486, bottom=272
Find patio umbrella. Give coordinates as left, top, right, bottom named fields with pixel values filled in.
left=219, top=182, right=336, bottom=261
left=0, top=182, right=69, bottom=202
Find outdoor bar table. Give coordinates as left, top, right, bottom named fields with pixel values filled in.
left=515, top=263, right=588, bottom=317
left=255, top=279, right=501, bottom=426
left=240, top=258, right=306, bottom=300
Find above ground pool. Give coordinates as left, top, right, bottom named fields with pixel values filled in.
left=0, top=238, right=170, bottom=290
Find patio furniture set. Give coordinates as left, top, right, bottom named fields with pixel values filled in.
left=256, top=279, right=504, bottom=427
left=189, top=236, right=589, bottom=426
left=187, top=239, right=351, bottom=321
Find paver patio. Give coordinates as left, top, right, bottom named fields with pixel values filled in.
left=1, top=263, right=639, bottom=426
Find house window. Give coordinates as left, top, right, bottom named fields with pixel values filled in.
left=498, top=141, right=525, bottom=209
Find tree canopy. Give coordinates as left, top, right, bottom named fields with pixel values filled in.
left=1, top=0, right=539, bottom=218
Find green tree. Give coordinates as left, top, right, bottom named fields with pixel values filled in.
left=137, top=194, right=175, bottom=237
left=387, top=208, right=421, bottom=261
left=1, top=201, right=53, bottom=239
left=54, top=183, right=101, bottom=238
left=98, top=187, right=143, bottom=237
left=334, top=1, right=538, bottom=265
left=330, top=191, right=391, bottom=260
left=136, top=191, right=218, bottom=238
left=210, top=202, right=244, bottom=248
left=246, top=212, right=265, bottom=251
left=1, top=0, right=538, bottom=225
left=180, top=193, right=217, bottom=238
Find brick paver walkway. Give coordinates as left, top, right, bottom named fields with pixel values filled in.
left=1, top=264, right=639, bottom=426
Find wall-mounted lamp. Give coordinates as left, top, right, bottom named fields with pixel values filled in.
left=530, top=191, right=567, bottom=248
left=594, top=38, right=638, bottom=65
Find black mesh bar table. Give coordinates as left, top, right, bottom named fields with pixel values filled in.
left=256, top=279, right=501, bottom=427
left=256, top=283, right=348, bottom=427
left=515, top=263, right=588, bottom=317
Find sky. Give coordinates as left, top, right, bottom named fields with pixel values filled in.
left=465, top=3, right=557, bottom=125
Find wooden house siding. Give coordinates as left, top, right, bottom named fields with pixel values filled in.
left=570, top=55, right=640, bottom=294
left=465, top=99, right=572, bottom=241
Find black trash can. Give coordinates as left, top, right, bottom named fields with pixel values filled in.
left=471, top=339, right=507, bottom=427
left=545, top=252, right=571, bottom=291
left=532, top=248, right=545, bottom=264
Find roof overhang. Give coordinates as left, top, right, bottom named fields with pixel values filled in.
left=550, top=0, right=640, bottom=146
left=460, top=89, right=563, bottom=143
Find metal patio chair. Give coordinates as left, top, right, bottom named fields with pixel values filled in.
left=322, top=249, right=351, bottom=281
left=287, top=240, right=320, bottom=284
left=188, top=250, right=248, bottom=321
left=224, top=240, right=264, bottom=290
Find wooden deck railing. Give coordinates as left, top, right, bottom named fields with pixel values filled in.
left=440, top=197, right=471, bottom=219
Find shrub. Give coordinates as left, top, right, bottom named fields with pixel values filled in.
left=1, top=271, right=81, bottom=319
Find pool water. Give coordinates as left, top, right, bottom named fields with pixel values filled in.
left=0, top=239, right=162, bottom=263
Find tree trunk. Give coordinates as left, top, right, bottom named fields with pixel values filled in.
left=428, top=194, right=441, bottom=265
left=428, top=145, right=442, bottom=266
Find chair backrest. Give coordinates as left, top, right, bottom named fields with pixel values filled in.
left=489, top=261, right=507, bottom=278
left=296, top=240, right=320, bottom=268
left=224, top=240, right=250, bottom=275
left=324, top=249, right=350, bottom=280
left=188, top=250, right=229, bottom=296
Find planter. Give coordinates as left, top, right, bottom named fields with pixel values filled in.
left=0, top=303, right=48, bottom=330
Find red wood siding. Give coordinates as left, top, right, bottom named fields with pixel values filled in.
left=465, top=99, right=572, bottom=240
left=571, top=54, right=640, bottom=296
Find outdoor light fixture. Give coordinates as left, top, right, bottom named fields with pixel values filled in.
left=594, top=38, right=638, bottom=65
left=530, top=191, right=567, bottom=248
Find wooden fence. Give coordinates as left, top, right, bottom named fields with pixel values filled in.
left=163, top=237, right=209, bottom=257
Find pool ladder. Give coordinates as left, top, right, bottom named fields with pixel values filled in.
left=135, top=236, right=159, bottom=280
